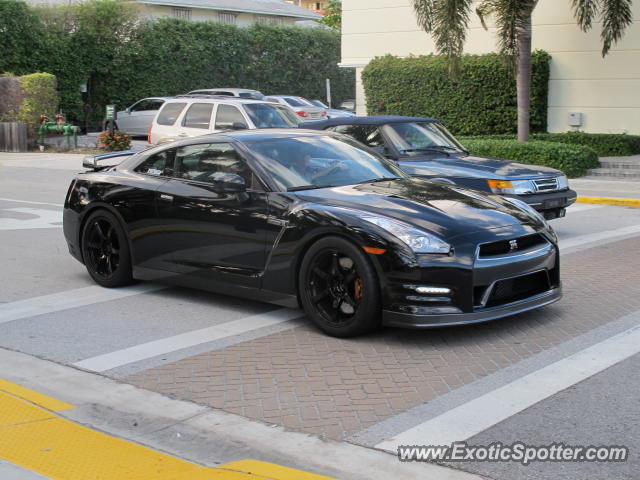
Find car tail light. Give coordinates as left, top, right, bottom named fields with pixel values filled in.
left=147, top=125, right=152, bottom=144
left=296, top=111, right=308, bottom=117
left=321, top=111, right=327, bottom=117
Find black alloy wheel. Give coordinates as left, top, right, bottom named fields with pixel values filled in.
left=81, top=210, right=133, bottom=288
left=299, top=236, right=381, bottom=337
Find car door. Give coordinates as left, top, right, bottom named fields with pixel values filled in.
left=118, top=99, right=156, bottom=135
left=154, top=141, right=270, bottom=288
left=176, top=102, right=217, bottom=139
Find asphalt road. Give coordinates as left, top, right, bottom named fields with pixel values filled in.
left=1, top=153, right=638, bottom=480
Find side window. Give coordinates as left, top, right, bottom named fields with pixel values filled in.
left=156, top=102, right=186, bottom=126
left=182, top=103, right=214, bottom=129
left=130, top=100, right=149, bottom=112
left=173, top=143, right=253, bottom=186
left=215, top=104, right=248, bottom=130
left=135, top=149, right=175, bottom=176
left=329, top=125, right=384, bottom=147
left=147, top=100, right=165, bottom=111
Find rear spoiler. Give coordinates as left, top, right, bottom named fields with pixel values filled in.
left=82, top=150, right=139, bottom=170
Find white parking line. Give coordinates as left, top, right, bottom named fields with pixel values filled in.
left=0, top=284, right=165, bottom=325
left=73, top=308, right=304, bottom=372
left=566, top=204, right=604, bottom=213
left=560, top=224, right=640, bottom=251
left=0, top=207, right=63, bottom=230
left=0, top=197, right=62, bottom=207
left=375, top=324, right=640, bottom=451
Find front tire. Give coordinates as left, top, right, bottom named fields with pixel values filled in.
left=299, top=236, right=381, bottom=337
left=81, top=210, right=133, bottom=288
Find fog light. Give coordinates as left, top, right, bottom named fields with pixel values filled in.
left=412, top=286, right=452, bottom=295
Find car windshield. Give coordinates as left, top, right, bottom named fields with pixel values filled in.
left=243, top=103, right=302, bottom=128
left=283, top=97, right=308, bottom=107
left=245, top=135, right=406, bottom=191
left=238, top=91, right=264, bottom=99
left=385, top=122, right=467, bottom=156
left=310, top=99, right=328, bottom=108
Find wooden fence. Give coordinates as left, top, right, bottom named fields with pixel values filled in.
left=0, top=122, right=28, bottom=152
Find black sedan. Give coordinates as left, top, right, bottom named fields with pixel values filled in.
left=64, top=130, right=561, bottom=337
left=303, top=116, right=577, bottom=220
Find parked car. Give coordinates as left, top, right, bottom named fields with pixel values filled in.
left=338, top=99, right=356, bottom=113
left=104, top=97, right=171, bottom=136
left=309, top=99, right=356, bottom=119
left=303, top=116, right=577, bottom=220
left=149, top=95, right=301, bottom=144
left=68, top=129, right=561, bottom=337
left=187, top=88, right=264, bottom=100
left=264, top=95, right=326, bottom=120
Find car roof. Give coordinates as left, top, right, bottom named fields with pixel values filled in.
left=167, top=95, right=273, bottom=104
left=190, top=88, right=262, bottom=93
left=147, top=129, right=334, bottom=149
left=301, top=115, right=438, bottom=129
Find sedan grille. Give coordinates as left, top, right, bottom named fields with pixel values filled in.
left=479, top=234, right=547, bottom=258
left=485, top=270, right=550, bottom=308
left=533, top=177, right=559, bottom=192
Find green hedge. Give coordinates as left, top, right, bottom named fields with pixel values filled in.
left=460, top=132, right=640, bottom=157
left=18, top=72, right=59, bottom=127
left=462, top=139, right=600, bottom=178
left=361, top=51, right=550, bottom=136
left=0, top=0, right=355, bottom=130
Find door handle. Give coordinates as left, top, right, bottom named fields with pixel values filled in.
left=159, top=194, right=173, bottom=202
left=178, top=133, right=188, bottom=137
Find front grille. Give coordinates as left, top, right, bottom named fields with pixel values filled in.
left=533, top=177, right=559, bottom=192
left=479, top=234, right=547, bottom=257
left=485, top=270, right=550, bottom=308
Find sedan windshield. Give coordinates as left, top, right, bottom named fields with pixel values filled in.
left=245, top=135, right=406, bottom=191
left=310, top=99, right=328, bottom=109
left=385, top=122, right=467, bottom=156
left=243, top=104, right=302, bottom=128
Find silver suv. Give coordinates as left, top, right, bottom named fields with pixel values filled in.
left=149, top=95, right=301, bottom=145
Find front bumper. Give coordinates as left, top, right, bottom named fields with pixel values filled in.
left=382, top=285, right=561, bottom=328
left=515, top=189, right=577, bottom=212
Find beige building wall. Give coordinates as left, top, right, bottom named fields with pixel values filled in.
left=342, top=0, right=640, bottom=134
left=139, top=5, right=300, bottom=26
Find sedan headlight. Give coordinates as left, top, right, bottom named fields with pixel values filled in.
left=556, top=175, right=569, bottom=190
left=487, top=179, right=536, bottom=195
left=358, top=213, right=451, bottom=254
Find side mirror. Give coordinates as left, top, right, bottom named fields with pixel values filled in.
left=125, top=107, right=132, bottom=114
left=210, top=172, right=247, bottom=193
left=232, top=122, right=248, bottom=130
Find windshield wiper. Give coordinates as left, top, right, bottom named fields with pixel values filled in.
left=287, top=184, right=337, bottom=192
left=402, top=145, right=467, bottom=155
left=355, top=177, right=402, bottom=185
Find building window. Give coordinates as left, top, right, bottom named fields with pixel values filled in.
left=255, top=15, right=283, bottom=25
left=218, top=12, right=237, bottom=24
left=173, top=7, right=191, bottom=20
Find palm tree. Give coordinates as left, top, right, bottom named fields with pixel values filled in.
left=412, top=0, right=634, bottom=141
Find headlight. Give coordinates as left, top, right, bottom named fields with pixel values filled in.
left=358, top=213, right=451, bottom=254
left=556, top=175, right=569, bottom=190
left=487, top=179, right=536, bottom=195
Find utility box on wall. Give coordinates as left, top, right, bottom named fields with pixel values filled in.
left=568, top=112, right=583, bottom=127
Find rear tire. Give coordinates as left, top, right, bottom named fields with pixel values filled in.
left=299, top=236, right=381, bottom=337
left=81, top=210, right=133, bottom=288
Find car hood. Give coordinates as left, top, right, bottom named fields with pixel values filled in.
left=294, top=178, right=541, bottom=241
left=398, top=154, right=562, bottom=180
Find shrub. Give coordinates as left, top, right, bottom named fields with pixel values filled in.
left=459, top=132, right=640, bottom=157
left=361, top=51, right=550, bottom=136
left=461, top=139, right=600, bottom=178
left=18, top=72, right=59, bottom=127
left=99, top=130, right=131, bottom=151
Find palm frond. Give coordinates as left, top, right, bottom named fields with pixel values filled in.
left=600, top=0, right=633, bottom=56
left=477, top=0, right=537, bottom=58
left=571, top=0, right=600, bottom=31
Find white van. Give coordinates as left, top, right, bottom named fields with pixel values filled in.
left=148, top=95, right=301, bottom=145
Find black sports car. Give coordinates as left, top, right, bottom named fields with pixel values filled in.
left=64, top=130, right=561, bottom=337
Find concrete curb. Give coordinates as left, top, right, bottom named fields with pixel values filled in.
left=576, top=196, right=640, bottom=208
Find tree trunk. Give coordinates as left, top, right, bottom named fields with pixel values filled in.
left=516, top=15, right=533, bottom=142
